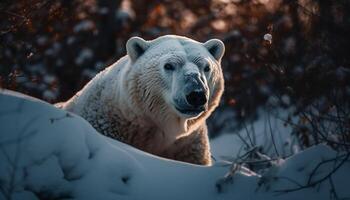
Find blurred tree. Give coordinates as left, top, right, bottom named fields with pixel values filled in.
left=0, top=0, right=349, bottom=146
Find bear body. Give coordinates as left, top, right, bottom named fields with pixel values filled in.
left=58, top=35, right=225, bottom=165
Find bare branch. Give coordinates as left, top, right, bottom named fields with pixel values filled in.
left=274, top=152, right=350, bottom=194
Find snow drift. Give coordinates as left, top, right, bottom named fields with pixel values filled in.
left=0, top=90, right=349, bottom=200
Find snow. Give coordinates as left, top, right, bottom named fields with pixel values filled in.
left=210, top=133, right=242, bottom=161
left=66, top=36, right=76, bottom=45
left=82, top=68, right=98, bottom=79
left=73, top=20, right=95, bottom=33
left=36, top=36, right=48, bottom=46
left=1, top=90, right=350, bottom=200
left=44, top=42, right=61, bottom=56
left=210, top=108, right=298, bottom=161
left=75, top=48, right=93, bottom=65
left=263, top=33, right=272, bottom=44
left=42, top=90, right=57, bottom=101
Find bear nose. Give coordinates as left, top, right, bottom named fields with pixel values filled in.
left=186, top=91, right=207, bottom=107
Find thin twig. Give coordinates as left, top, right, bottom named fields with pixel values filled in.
left=267, top=110, right=280, bottom=157
left=242, top=120, right=255, bottom=148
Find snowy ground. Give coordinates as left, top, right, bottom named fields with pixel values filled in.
left=1, top=90, right=349, bottom=200
left=210, top=108, right=298, bottom=162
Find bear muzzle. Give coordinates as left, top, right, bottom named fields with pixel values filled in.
left=185, top=91, right=207, bottom=107
left=174, top=73, right=208, bottom=117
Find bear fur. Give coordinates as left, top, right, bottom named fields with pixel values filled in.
left=57, top=35, right=225, bottom=165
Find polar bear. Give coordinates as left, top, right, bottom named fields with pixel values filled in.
left=58, top=35, right=225, bottom=165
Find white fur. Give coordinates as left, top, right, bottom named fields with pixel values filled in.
left=58, top=35, right=225, bottom=165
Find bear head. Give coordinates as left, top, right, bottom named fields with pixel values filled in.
left=125, top=35, right=225, bottom=138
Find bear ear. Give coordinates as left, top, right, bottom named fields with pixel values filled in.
left=203, top=39, right=225, bottom=62
left=126, top=36, right=150, bottom=62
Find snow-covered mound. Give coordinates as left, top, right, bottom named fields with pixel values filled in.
left=0, top=90, right=349, bottom=200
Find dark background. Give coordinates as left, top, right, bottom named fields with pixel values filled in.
left=0, top=0, right=349, bottom=148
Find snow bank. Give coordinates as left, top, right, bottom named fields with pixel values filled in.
left=0, top=90, right=349, bottom=200
left=210, top=109, right=297, bottom=160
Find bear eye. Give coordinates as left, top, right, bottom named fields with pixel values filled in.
left=164, top=63, right=175, bottom=71
left=204, top=64, right=211, bottom=72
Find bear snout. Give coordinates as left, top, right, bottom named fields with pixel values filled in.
left=185, top=91, right=207, bottom=107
